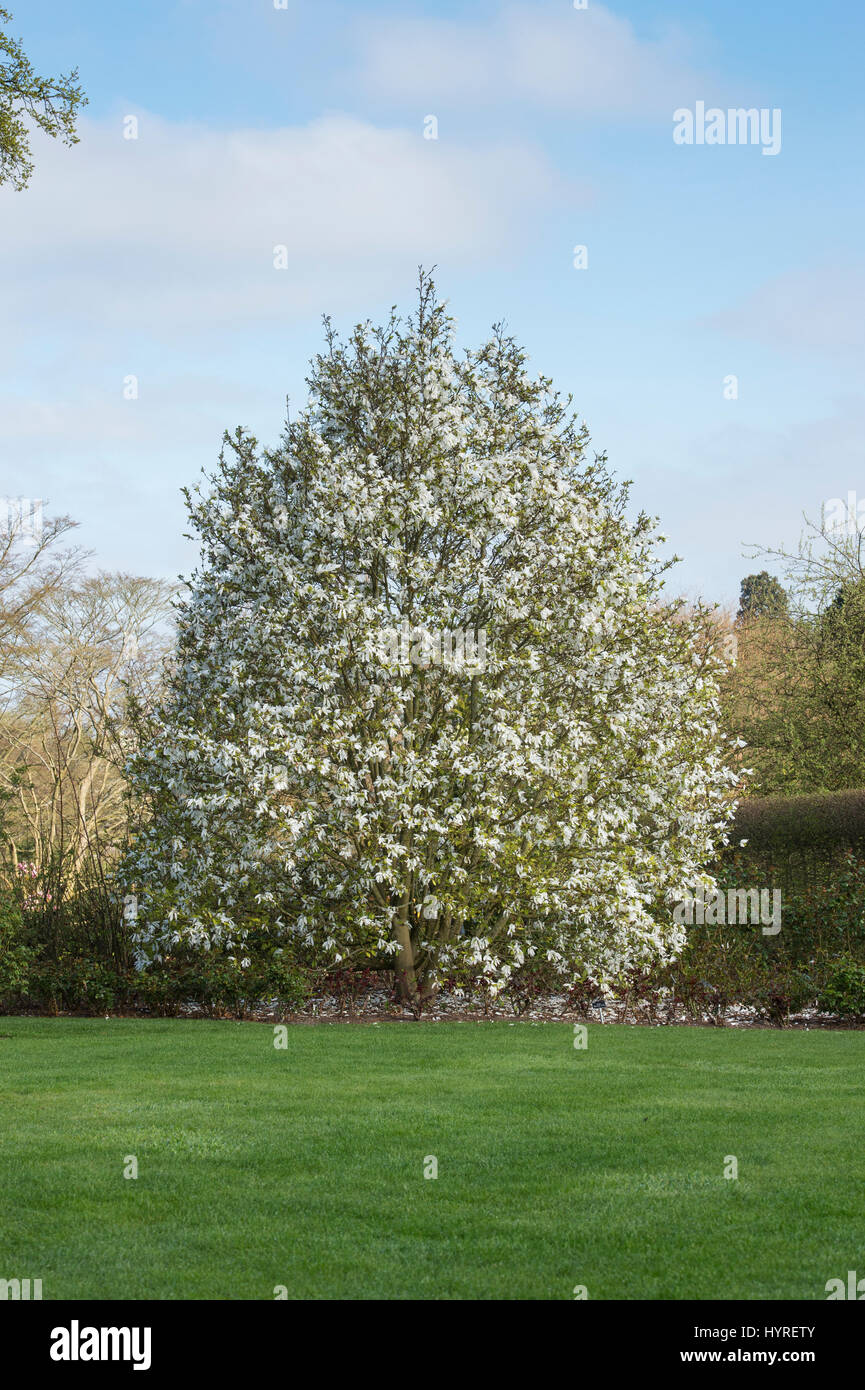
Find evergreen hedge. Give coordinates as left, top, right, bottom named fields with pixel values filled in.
left=727, top=790, right=865, bottom=889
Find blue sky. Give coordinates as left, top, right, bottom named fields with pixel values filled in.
left=2, top=0, right=863, bottom=605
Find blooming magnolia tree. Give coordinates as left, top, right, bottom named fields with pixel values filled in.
left=128, top=275, right=739, bottom=1004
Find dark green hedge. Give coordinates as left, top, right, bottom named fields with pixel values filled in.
left=731, top=789, right=865, bottom=856
left=726, top=789, right=865, bottom=891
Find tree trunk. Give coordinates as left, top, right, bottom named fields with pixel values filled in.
left=393, top=907, right=419, bottom=1007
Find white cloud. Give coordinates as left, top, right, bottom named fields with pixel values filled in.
left=706, top=265, right=865, bottom=355
left=0, top=111, right=573, bottom=339
left=358, top=2, right=711, bottom=117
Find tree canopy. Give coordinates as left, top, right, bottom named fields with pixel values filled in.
left=128, top=275, right=738, bottom=1003
left=737, top=571, right=789, bottom=622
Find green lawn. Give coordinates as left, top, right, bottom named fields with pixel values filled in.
left=0, top=1016, right=863, bottom=1300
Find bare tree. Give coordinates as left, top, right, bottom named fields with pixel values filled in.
left=0, top=567, right=175, bottom=915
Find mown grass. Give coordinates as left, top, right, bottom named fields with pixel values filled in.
left=0, top=1017, right=862, bottom=1299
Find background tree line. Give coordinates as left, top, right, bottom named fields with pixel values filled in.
left=726, top=514, right=865, bottom=796
left=0, top=514, right=172, bottom=974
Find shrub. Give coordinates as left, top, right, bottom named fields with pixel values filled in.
left=817, top=956, right=865, bottom=1019
left=318, top=964, right=383, bottom=1017
left=132, top=948, right=313, bottom=1019
left=506, top=959, right=567, bottom=1015
left=27, top=958, right=123, bottom=1014
left=0, top=898, right=34, bottom=1003
left=0, top=894, right=314, bottom=1019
